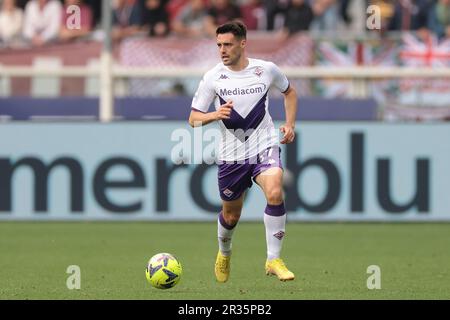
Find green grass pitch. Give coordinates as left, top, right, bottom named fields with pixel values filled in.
left=0, top=222, right=449, bottom=300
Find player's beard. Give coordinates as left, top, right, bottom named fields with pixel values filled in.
left=224, top=52, right=241, bottom=66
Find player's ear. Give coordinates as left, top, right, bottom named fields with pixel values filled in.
left=240, top=39, right=246, bottom=48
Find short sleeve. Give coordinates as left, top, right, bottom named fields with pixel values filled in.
left=269, top=62, right=290, bottom=93
left=191, top=73, right=216, bottom=113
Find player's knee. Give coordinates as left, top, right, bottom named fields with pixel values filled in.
left=222, top=210, right=241, bottom=226
left=267, top=187, right=283, bottom=205
left=228, top=215, right=240, bottom=226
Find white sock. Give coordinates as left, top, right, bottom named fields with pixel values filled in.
left=218, top=212, right=236, bottom=256
left=264, top=203, right=286, bottom=261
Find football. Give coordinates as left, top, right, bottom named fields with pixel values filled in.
left=145, top=253, right=182, bottom=289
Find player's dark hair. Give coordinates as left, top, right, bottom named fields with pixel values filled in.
left=216, top=21, right=247, bottom=39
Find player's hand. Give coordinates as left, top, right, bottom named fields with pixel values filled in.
left=280, top=124, right=295, bottom=144
left=214, top=101, right=233, bottom=120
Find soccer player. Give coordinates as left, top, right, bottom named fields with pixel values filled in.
left=188, top=21, right=297, bottom=282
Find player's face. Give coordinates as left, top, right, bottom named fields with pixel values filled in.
left=217, top=33, right=245, bottom=66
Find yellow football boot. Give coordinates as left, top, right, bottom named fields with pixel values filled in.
left=215, top=251, right=231, bottom=283
left=265, top=258, right=295, bottom=281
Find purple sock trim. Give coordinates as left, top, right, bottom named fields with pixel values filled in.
left=218, top=211, right=237, bottom=230
left=265, top=203, right=286, bottom=217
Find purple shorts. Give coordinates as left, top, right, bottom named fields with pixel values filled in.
left=218, top=146, right=283, bottom=201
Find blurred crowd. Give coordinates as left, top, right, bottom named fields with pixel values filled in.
left=1, top=0, right=450, bottom=48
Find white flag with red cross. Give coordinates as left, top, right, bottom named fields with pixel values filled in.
left=317, top=40, right=396, bottom=102
left=399, top=33, right=450, bottom=107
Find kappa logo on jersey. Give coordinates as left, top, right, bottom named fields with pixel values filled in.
left=273, top=231, right=285, bottom=240
left=219, top=74, right=229, bottom=80
left=223, top=189, right=234, bottom=197
left=254, top=66, right=264, bottom=77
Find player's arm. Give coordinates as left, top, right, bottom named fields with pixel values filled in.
left=188, top=101, right=233, bottom=127
left=280, top=85, right=297, bottom=144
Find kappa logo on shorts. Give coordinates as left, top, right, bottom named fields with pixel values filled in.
left=223, top=189, right=234, bottom=197
left=273, top=231, right=285, bottom=240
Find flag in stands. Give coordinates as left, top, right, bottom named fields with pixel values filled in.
left=399, top=33, right=450, bottom=107
left=400, top=33, right=450, bottom=67
left=317, top=40, right=397, bottom=102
